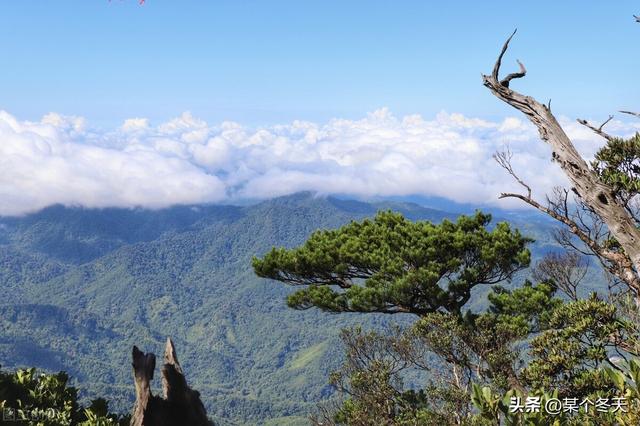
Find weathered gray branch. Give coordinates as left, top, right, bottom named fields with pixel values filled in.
left=493, top=147, right=531, bottom=198
left=577, top=115, right=615, bottom=141
left=620, top=110, right=640, bottom=119
left=484, top=32, right=640, bottom=296
left=507, top=187, right=640, bottom=295
left=491, top=29, right=527, bottom=88
left=494, top=159, right=634, bottom=290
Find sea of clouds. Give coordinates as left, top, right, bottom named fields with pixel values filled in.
left=1, top=107, right=638, bottom=216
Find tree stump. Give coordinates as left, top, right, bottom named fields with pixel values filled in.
left=131, top=338, right=213, bottom=426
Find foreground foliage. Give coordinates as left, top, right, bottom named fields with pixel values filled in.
left=256, top=209, right=640, bottom=425
left=0, top=366, right=128, bottom=425
left=317, top=284, right=640, bottom=425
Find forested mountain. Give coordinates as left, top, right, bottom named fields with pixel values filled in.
left=0, top=192, right=593, bottom=425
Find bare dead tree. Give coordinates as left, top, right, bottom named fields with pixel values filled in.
left=131, top=338, right=213, bottom=426
left=484, top=31, right=640, bottom=300
left=310, top=400, right=341, bottom=426
left=532, top=251, right=589, bottom=301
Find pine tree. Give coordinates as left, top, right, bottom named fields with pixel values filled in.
left=253, top=211, right=531, bottom=317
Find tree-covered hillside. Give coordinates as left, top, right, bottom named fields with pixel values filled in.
left=0, top=193, right=597, bottom=424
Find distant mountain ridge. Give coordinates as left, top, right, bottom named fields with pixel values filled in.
left=0, top=192, right=581, bottom=425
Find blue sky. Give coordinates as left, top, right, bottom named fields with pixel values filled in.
left=1, top=2, right=639, bottom=215
left=0, top=1, right=638, bottom=126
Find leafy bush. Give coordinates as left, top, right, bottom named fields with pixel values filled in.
left=0, top=366, right=128, bottom=426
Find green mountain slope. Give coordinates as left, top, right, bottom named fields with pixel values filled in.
left=0, top=192, right=581, bottom=424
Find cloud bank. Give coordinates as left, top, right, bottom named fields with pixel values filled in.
left=1, top=108, right=639, bottom=216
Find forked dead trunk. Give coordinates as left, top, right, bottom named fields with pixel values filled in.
left=131, top=338, right=213, bottom=426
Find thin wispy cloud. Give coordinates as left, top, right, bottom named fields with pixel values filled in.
left=1, top=108, right=638, bottom=216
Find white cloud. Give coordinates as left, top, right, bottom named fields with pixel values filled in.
left=0, top=112, right=225, bottom=216
left=1, top=108, right=639, bottom=216
left=121, top=118, right=149, bottom=132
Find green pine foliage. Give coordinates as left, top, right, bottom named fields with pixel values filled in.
left=253, top=211, right=531, bottom=316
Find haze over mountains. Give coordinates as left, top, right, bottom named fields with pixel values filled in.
left=0, top=192, right=596, bottom=424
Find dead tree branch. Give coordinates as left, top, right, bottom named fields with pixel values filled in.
left=484, top=32, right=640, bottom=297
left=493, top=147, right=531, bottom=198
left=498, top=180, right=639, bottom=293
left=577, top=116, right=615, bottom=141
left=620, top=110, right=640, bottom=119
